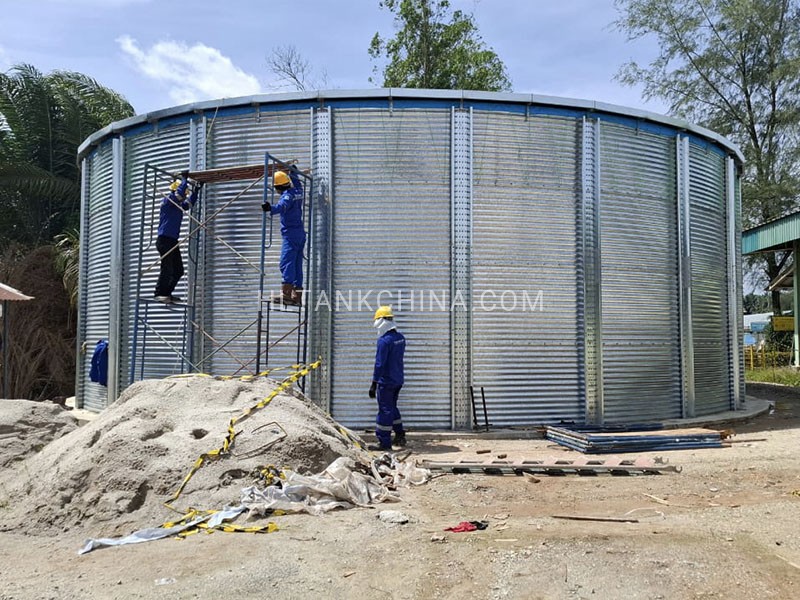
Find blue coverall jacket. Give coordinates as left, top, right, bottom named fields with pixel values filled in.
left=373, top=329, right=406, bottom=387
left=158, top=179, right=199, bottom=239
left=270, top=174, right=304, bottom=239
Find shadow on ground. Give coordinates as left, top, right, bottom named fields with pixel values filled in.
left=738, top=382, right=800, bottom=434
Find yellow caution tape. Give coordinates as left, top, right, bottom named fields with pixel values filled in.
left=165, top=359, right=323, bottom=511
left=337, top=426, right=362, bottom=450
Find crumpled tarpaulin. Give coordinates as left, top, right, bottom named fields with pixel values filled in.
left=370, top=453, right=431, bottom=487
left=242, top=456, right=401, bottom=517
left=78, top=506, right=246, bottom=554
left=78, top=456, right=430, bottom=554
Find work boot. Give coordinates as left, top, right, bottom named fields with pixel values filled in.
left=169, top=294, right=183, bottom=304
left=367, top=443, right=392, bottom=452
left=281, top=283, right=298, bottom=305
left=291, top=287, right=303, bottom=306
left=393, top=433, right=407, bottom=448
left=154, top=295, right=172, bottom=304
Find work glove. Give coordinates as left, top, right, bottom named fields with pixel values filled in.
left=368, top=381, right=377, bottom=399
left=180, top=170, right=190, bottom=179
left=196, top=181, right=204, bottom=190
left=261, top=202, right=271, bottom=212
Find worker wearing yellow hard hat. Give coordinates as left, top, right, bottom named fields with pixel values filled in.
left=262, top=167, right=306, bottom=306
left=154, top=171, right=203, bottom=304
left=368, top=306, right=407, bottom=451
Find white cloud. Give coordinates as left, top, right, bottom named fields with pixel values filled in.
left=117, top=35, right=261, bottom=105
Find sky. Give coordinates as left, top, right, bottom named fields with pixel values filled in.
left=0, top=0, right=669, bottom=116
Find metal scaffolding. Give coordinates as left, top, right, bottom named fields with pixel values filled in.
left=130, top=153, right=313, bottom=389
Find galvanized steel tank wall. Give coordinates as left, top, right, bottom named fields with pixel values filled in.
left=76, top=91, right=744, bottom=428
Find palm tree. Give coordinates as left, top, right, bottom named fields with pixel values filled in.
left=0, top=64, right=135, bottom=249
left=54, top=228, right=80, bottom=311
left=0, top=64, right=134, bottom=400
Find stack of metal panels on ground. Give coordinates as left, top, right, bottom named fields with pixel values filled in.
left=545, top=425, right=724, bottom=453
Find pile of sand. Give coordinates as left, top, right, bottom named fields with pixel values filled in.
left=0, top=376, right=369, bottom=537
left=0, top=400, right=78, bottom=469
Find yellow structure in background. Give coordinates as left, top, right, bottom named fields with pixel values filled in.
left=772, top=316, right=794, bottom=332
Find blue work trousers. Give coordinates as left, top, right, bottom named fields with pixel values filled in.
left=375, top=384, right=405, bottom=448
left=280, top=232, right=306, bottom=288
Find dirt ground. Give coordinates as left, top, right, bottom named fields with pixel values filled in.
left=1, top=384, right=799, bottom=600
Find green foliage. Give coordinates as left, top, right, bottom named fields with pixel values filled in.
left=0, top=245, right=76, bottom=400
left=0, top=64, right=135, bottom=249
left=745, top=367, right=800, bottom=386
left=743, top=293, right=771, bottom=315
left=614, top=0, right=800, bottom=311
left=0, top=64, right=133, bottom=400
left=369, top=0, right=512, bottom=91
left=54, top=228, right=80, bottom=311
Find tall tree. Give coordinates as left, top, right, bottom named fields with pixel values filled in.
left=0, top=64, right=134, bottom=249
left=266, top=45, right=330, bottom=91
left=369, top=0, right=512, bottom=91
left=614, top=0, right=800, bottom=314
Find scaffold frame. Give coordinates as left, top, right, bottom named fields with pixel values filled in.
left=129, top=153, right=313, bottom=388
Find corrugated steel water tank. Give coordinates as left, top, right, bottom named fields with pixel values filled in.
left=76, top=90, right=745, bottom=428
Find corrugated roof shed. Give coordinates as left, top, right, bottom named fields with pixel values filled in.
left=743, top=209, right=800, bottom=254
left=0, top=283, right=34, bottom=302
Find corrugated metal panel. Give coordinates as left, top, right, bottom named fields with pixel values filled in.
left=742, top=210, right=800, bottom=254
left=690, top=143, right=731, bottom=415
left=80, top=143, right=114, bottom=410
left=330, top=108, right=452, bottom=429
left=203, top=110, right=312, bottom=376
left=599, top=122, right=682, bottom=422
left=472, top=112, right=583, bottom=425
left=121, top=124, right=192, bottom=383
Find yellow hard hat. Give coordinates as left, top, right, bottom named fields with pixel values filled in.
left=169, top=180, right=181, bottom=191
left=373, top=305, right=394, bottom=320
left=274, top=171, right=290, bottom=187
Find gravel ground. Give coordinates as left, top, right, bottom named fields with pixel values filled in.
left=0, top=383, right=798, bottom=599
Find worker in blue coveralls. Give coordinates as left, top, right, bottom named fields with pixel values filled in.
left=262, top=168, right=305, bottom=306
left=368, top=306, right=407, bottom=451
left=154, top=171, right=202, bottom=304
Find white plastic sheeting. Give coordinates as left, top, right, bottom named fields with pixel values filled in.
left=78, top=456, right=429, bottom=554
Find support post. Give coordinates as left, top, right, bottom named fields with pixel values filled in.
left=451, top=106, right=472, bottom=429
left=2, top=300, right=8, bottom=399
left=582, top=117, right=603, bottom=425
left=794, top=239, right=800, bottom=368
left=726, top=157, right=742, bottom=408
left=107, top=137, right=125, bottom=406
left=677, top=136, right=695, bottom=417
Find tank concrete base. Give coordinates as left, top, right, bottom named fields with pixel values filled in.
left=393, top=396, right=772, bottom=441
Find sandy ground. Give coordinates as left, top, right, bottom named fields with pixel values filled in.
left=1, top=384, right=799, bottom=600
